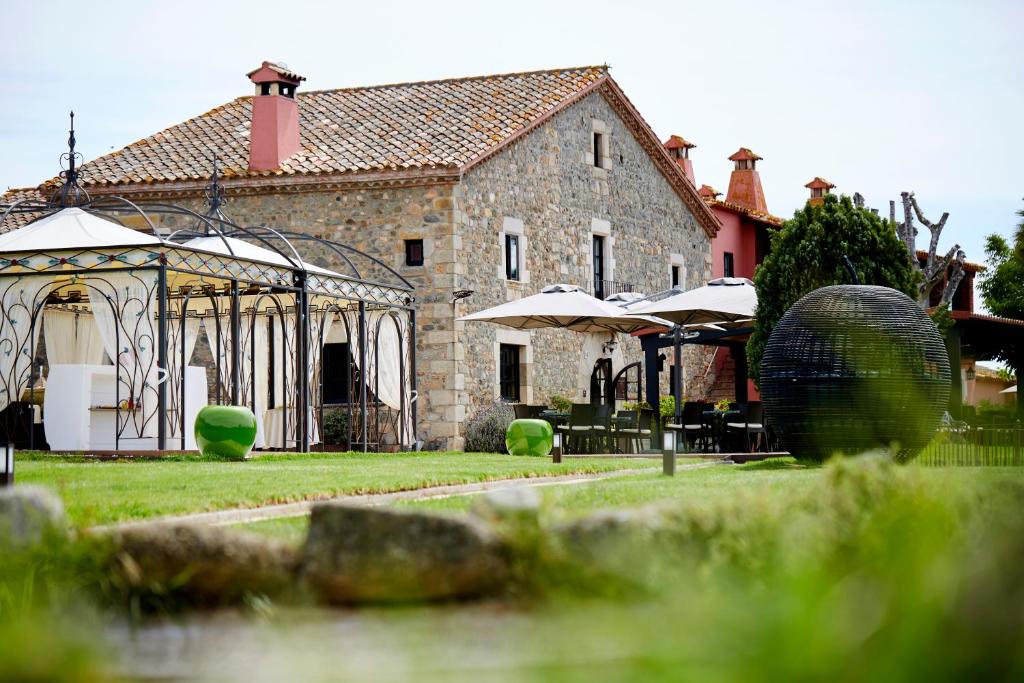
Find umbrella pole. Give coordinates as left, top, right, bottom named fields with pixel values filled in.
left=673, top=326, right=683, bottom=428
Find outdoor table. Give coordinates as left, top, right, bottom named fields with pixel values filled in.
left=538, top=410, right=569, bottom=423
left=610, top=414, right=637, bottom=453
left=702, top=409, right=741, bottom=453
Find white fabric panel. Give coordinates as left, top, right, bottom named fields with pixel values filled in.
left=89, top=271, right=159, bottom=438
left=43, top=309, right=106, bottom=365
left=202, top=314, right=232, bottom=401
left=0, top=276, right=53, bottom=413
left=166, top=314, right=200, bottom=442
left=375, top=312, right=413, bottom=443
left=0, top=208, right=161, bottom=253
left=346, top=309, right=413, bottom=446
left=252, top=317, right=269, bottom=448
left=307, top=309, right=336, bottom=445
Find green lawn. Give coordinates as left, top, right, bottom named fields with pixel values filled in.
left=16, top=451, right=650, bottom=526
left=238, top=458, right=1024, bottom=545
left=174, top=458, right=1024, bottom=680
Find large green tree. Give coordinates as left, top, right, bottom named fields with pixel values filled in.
left=748, top=193, right=919, bottom=385
left=979, top=206, right=1024, bottom=322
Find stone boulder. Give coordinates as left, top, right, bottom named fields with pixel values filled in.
left=469, top=487, right=542, bottom=528
left=0, top=485, right=66, bottom=547
left=300, top=503, right=509, bottom=603
left=109, top=523, right=296, bottom=605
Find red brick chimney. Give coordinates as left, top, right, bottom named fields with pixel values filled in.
left=247, top=61, right=306, bottom=171
left=804, top=177, right=835, bottom=206
left=663, top=135, right=696, bottom=184
left=725, top=148, right=768, bottom=213
left=698, top=184, right=721, bottom=201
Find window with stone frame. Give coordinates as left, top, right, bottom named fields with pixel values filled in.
left=590, top=120, right=611, bottom=171
left=505, top=234, right=520, bottom=281
left=405, top=239, right=424, bottom=267
left=498, top=344, right=522, bottom=402
left=500, top=217, right=527, bottom=283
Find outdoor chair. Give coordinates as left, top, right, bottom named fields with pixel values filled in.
left=726, top=402, right=767, bottom=452
left=526, top=405, right=545, bottom=419
left=588, top=404, right=613, bottom=452
left=617, top=408, right=652, bottom=453
left=557, top=403, right=595, bottom=454
left=513, top=403, right=531, bottom=420
left=677, top=401, right=710, bottom=452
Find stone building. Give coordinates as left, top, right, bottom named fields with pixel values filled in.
left=5, top=62, right=720, bottom=449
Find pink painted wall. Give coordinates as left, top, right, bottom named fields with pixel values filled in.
left=709, top=207, right=758, bottom=280
left=709, top=205, right=762, bottom=400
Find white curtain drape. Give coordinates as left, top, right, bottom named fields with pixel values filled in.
left=43, top=309, right=106, bottom=365
left=308, top=308, right=336, bottom=443
left=0, top=276, right=53, bottom=413
left=166, top=313, right=200, bottom=440
left=203, top=313, right=231, bottom=401
left=251, top=316, right=269, bottom=448
left=89, top=271, right=159, bottom=438
left=346, top=309, right=414, bottom=446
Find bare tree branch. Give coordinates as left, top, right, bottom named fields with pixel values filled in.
left=940, top=250, right=966, bottom=306
left=891, top=191, right=965, bottom=308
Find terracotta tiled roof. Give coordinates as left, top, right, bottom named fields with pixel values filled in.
left=664, top=134, right=695, bottom=150
left=708, top=198, right=784, bottom=226
left=698, top=184, right=721, bottom=199
left=60, top=66, right=611, bottom=188
left=0, top=188, right=48, bottom=231
left=916, top=249, right=984, bottom=273
left=728, top=147, right=762, bottom=162
left=804, top=177, right=834, bottom=190
left=27, top=65, right=721, bottom=238
left=951, top=310, right=1024, bottom=328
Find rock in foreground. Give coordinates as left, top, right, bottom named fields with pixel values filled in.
left=301, top=503, right=509, bottom=603
left=110, top=523, right=296, bottom=605
left=0, top=485, right=66, bottom=547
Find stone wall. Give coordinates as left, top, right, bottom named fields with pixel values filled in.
left=129, top=89, right=713, bottom=450
left=454, top=91, right=713, bottom=434
left=143, top=185, right=460, bottom=450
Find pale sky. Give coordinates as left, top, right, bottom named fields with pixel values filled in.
left=1, top=0, right=1021, bottom=269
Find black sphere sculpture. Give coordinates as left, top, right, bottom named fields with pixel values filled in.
left=760, top=285, right=950, bottom=462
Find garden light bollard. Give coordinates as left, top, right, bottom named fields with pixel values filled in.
left=1, top=444, right=12, bottom=487
left=552, top=433, right=562, bottom=463
left=662, top=430, right=676, bottom=476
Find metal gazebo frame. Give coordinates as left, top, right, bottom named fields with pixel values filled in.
left=0, top=129, right=417, bottom=453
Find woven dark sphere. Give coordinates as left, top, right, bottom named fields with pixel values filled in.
left=760, top=285, right=950, bottom=462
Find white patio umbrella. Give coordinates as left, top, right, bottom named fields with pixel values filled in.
left=458, top=284, right=669, bottom=334
left=1001, top=385, right=1018, bottom=394
left=627, top=278, right=758, bottom=426
left=627, top=277, right=757, bottom=324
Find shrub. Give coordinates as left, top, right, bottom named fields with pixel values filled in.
left=659, top=396, right=676, bottom=423
left=549, top=395, right=573, bottom=413
left=464, top=402, right=515, bottom=453
left=322, top=408, right=350, bottom=446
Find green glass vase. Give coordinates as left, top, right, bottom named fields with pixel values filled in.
left=505, top=418, right=554, bottom=457
left=195, top=405, right=258, bottom=460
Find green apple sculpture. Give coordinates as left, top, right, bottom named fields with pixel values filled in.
left=505, top=418, right=554, bottom=457
left=195, top=405, right=258, bottom=460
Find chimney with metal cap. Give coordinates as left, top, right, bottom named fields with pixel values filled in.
left=247, top=60, right=305, bottom=171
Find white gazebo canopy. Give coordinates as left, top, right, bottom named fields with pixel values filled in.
left=459, top=284, right=669, bottom=334
left=0, top=207, right=163, bottom=251
left=182, top=235, right=342, bottom=278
